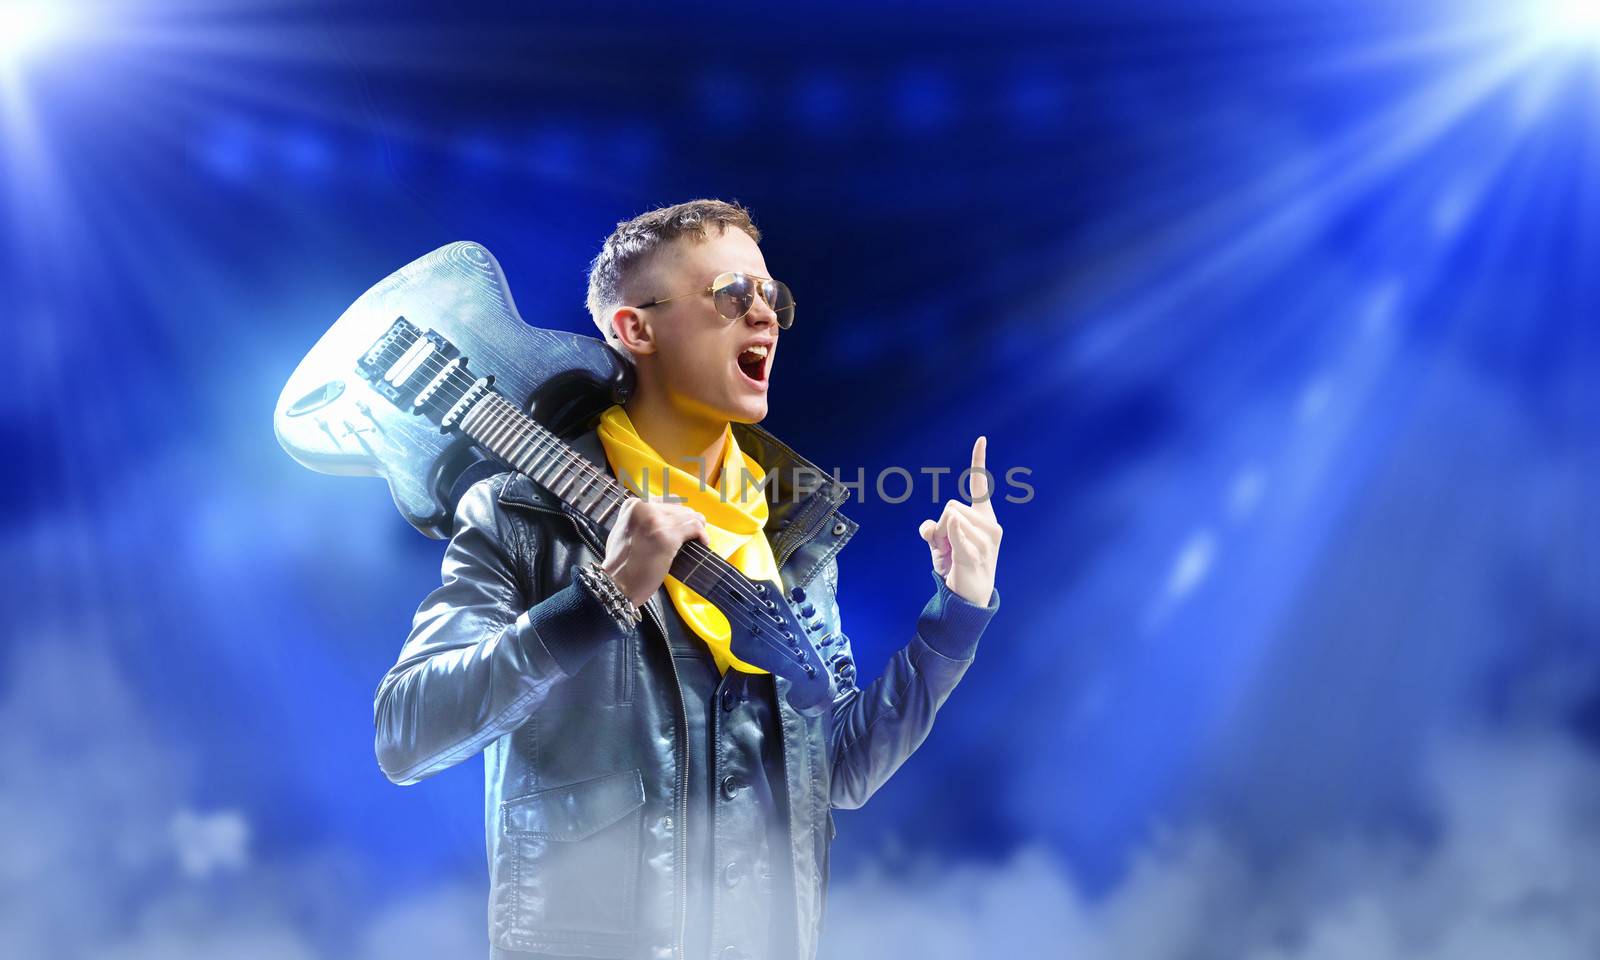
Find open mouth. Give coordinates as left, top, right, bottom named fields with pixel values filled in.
left=736, top=343, right=771, bottom=387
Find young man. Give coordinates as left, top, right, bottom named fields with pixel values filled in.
left=373, top=199, right=1002, bottom=960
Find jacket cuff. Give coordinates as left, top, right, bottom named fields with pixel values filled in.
left=916, top=570, right=1000, bottom=660
left=516, top=578, right=632, bottom=677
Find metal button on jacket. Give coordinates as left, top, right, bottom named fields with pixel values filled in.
left=718, top=947, right=746, bottom=960
left=720, top=775, right=742, bottom=800
left=722, top=860, right=745, bottom=887
left=720, top=687, right=738, bottom=712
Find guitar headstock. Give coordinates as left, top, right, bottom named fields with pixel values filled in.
left=718, top=577, right=836, bottom=714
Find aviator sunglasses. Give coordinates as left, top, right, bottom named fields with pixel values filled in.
left=632, top=271, right=796, bottom=329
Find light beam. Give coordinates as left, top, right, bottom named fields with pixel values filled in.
left=1522, top=0, right=1600, bottom=53
left=0, top=3, right=73, bottom=68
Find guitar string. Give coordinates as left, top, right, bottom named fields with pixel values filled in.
left=468, top=390, right=735, bottom=592
left=462, top=386, right=814, bottom=674
left=466, top=389, right=821, bottom=674
left=399, top=346, right=797, bottom=606
left=460, top=380, right=796, bottom=631
left=393, top=349, right=821, bottom=673
left=456, top=383, right=751, bottom=595
left=400, top=347, right=790, bottom=602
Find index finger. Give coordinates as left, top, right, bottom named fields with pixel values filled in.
left=967, top=435, right=994, bottom=513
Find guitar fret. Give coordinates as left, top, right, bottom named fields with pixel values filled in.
left=575, top=476, right=607, bottom=514
left=525, top=431, right=560, bottom=485
left=454, top=391, right=800, bottom=672
left=546, top=453, right=573, bottom=488
left=487, top=400, right=517, bottom=453
left=566, top=470, right=591, bottom=506
left=518, top=419, right=556, bottom=480
left=553, top=461, right=579, bottom=497
left=454, top=390, right=647, bottom=537
left=582, top=475, right=626, bottom=526
left=508, top=428, right=535, bottom=473
left=475, top=398, right=504, bottom=451
left=465, top=402, right=495, bottom=439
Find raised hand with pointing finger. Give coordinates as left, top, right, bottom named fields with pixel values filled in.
left=919, top=436, right=1004, bottom=606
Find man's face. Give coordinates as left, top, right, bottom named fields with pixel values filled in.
left=627, top=227, right=781, bottom=425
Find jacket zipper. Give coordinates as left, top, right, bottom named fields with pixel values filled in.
left=775, top=485, right=847, bottom=570
left=559, top=508, right=691, bottom=960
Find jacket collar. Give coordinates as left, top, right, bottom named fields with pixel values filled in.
left=495, top=414, right=857, bottom=561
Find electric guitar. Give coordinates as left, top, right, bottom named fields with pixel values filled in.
left=273, top=241, right=834, bottom=713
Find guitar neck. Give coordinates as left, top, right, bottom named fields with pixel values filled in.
left=461, top=392, right=626, bottom=528
left=458, top=392, right=772, bottom=607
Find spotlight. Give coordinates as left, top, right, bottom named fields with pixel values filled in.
left=0, top=2, right=73, bottom=68
left=1523, top=0, right=1600, bottom=52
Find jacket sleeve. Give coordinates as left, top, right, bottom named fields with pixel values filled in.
left=825, top=564, right=1000, bottom=809
left=373, top=473, right=631, bottom=786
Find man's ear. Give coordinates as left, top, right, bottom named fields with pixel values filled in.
left=608, top=305, right=657, bottom=359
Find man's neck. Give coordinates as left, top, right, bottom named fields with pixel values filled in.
left=622, top=392, right=729, bottom=490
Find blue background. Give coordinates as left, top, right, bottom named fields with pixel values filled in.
left=3, top=0, right=1597, bottom=956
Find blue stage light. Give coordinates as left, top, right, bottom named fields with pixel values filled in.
left=1523, top=0, right=1600, bottom=50
left=0, top=2, right=74, bottom=69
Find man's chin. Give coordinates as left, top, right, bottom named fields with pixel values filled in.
left=725, top=395, right=769, bottom=424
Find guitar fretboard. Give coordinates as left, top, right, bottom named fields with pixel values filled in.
left=457, top=393, right=780, bottom=615
left=462, top=392, right=627, bottom=527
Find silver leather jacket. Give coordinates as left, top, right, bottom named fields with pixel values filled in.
left=373, top=419, right=1000, bottom=960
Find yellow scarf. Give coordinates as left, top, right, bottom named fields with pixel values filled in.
left=595, top=404, right=780, bottom=675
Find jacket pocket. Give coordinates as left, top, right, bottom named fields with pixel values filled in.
left=497, top=767, right=646, bottom=957
left=614, top=629, right=634, bottom=705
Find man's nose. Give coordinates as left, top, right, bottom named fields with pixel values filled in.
left=745, top=295, right=779, bottom=328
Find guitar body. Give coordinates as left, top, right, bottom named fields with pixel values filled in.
left=273, top=241, right=632, bottom=539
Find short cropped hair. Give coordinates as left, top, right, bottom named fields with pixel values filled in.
left=585, top=199, right=762, bottom=351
